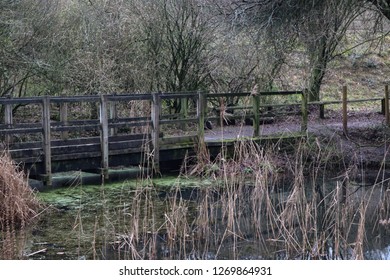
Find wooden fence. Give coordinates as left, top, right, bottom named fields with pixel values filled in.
left=0, top=87, right=388, bottom=186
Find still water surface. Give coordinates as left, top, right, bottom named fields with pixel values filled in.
left=23, top=176, right=390, bottom=260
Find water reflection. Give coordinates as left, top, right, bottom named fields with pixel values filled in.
left=21, top=175, right=390, bottom=260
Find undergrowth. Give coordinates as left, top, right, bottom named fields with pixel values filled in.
left=0, top=152, right=40, bottom=259
left=108, top=136, right=390, bottom=259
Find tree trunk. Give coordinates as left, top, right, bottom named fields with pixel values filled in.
left=308, top=37, right=329, bottom=102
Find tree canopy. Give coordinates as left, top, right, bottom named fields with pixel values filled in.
left=0, top=0, right=389, bottom=103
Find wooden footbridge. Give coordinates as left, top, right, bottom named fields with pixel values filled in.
left=0, top=87, right=388, bottom=187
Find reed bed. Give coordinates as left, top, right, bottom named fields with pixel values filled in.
left=102, top=136, right=389, bottom=259
left=0, top=152, right=40, bottom=259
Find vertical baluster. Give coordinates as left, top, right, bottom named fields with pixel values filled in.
left=42, top=96, right=52, bottom=186
left=151, top=92, right=161, bottom=173
left=100, top=94, right=109, bottom=181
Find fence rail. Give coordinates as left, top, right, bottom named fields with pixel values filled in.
left=1, top=86, right=389, bottom=186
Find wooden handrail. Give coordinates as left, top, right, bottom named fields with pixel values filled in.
left=0, top=90, right=326, bottom=185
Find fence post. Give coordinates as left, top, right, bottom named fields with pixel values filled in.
left=60, top=97, right=68, bottom=140
left=197, top=91, right=205, bottom=140
left=319, top=104, right=325, bottom=119
left=151, top=92, right=161, bottom=172
left=342, top=85, right=348, bottom=136
left=42, top=96, right=52, bottom=186
left=385, top=85, right=390, bottom=126
left=252, top=93, right=260, bottom=137
left=100, top=94, right=109, bottom=181
left=109, top=95, right=118, bottom=136
left=4, top=94, right=13, bottom=146
left=181, top=96, right=188, bottom=130
left=301, top=89, right=308, bottom=133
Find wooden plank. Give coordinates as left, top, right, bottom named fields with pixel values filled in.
left=108, top=121, right=151, bottom=128
left=252, top=93, right=260, bottom=137
left=50, top=95, right=100, bottom=103
left=9, top=148, right=42, bottom=159
left=301, top=89, right=308, bottom=133
left=0, top=127, right=42, bottom=135
left=109, top=98, right=117, bottom=136
left=100, top=94, right=109, bottom=180
left=109, top=116, right=150, bottom=123
left=108, top=147, right=145, bottom=156
left=42, top=96, right=52, bottom=186
left=197, top=91, right=205, bottom=140
left=159, top=92, right=198, bottom=99
left=51, top=144, right=101, bottom=155
left=208, top=91, right=302, bottom=98
left=310, top=98, right=382, bottom=106
left=151, top=92, right=161, bottom=172
left=181, top=96, right=188, bottom=130
left=4, top=95, right=13, bottom=145
left=0, top=97, right=43, bottom=105
left=60, top=100, right=69, bottom=140
left=52, top=151, right=102, bottom=161
left=385, top=85, right=389, bottom=126
left=159, top=118, right=198, bottom=125
left=342, top=85, right=348, bottom=136
left=160, top=135, right=197, bottom=145
left=7, top=134, right=151, bottom=150
left=108, top=139, right=149, bottom=150
left=108, top=94, right=152, bottom=102
left=51, top=124, right=100, bottom=132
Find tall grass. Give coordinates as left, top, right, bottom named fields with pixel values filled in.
left=0, top=152, right=40, bottom=259
left=103, top=136, right=389, bottom=259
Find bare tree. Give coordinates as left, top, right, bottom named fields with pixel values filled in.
left=134, top=0, right=213, bottom=93
left=223, top=0, right=389, bottom=101
left=132, top=0, right=214, bottom=113
left=0, top=0, right=61, bottom=97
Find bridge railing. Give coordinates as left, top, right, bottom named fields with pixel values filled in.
left=204, top=90, right=308, bottom=137
left=0, top=91, right=307, bottom=185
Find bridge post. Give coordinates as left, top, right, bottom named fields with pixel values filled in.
left=181, top=96, right=188, bottom=130
left=59, top=96, right=69, bottom=140
left=109, top=94, right=118, bottom=136
left=252, top=92, right=260, bottom=137
left=4, top=94, right=13, bottom=146
left=385, top=85, right=389, bottom=126
left=42, top=96, right=52, bottom=186
left=197, top=91, right=205, bottom=140
left=100, top=94, right=109, bottom=181
left=301, top=89, right=308, bottom=133
left=151, top=92, right=161, bottom=172
left=342, top=85, right=348, bottom=136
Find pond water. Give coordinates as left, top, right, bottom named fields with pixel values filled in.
left=21, top=174, right=390, bottom=260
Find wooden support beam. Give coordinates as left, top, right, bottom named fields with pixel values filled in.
left=151, top=92, right=161, bottom=172
left=197, top=91, right=205, bottom=140
left=385, top=85, right=390, bottom=126
left=301, top=89, right=308, bottom=133
left=181, top=96, right=188, bottom=130
left=100, top=94, right=109, bottom=181
left=319, top=104, right=325, bottom=119
left=59, top=99, right=68, bottom=140
left=4, top=94, right=13, bottom=146
left=342, top=85, right=348, bottom=137
left=109, top=97, right=118, bottom=136
left=252, top=93, right=260, bottom=137
left=42, top=96, right=52, bottom=186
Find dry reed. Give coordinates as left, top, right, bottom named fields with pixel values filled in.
left=110, top=135, right=388, bottom=260
left=0, top=151, right=40, bottom=259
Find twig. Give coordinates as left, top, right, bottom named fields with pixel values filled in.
left=26, top=248, right=47, bottom=257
